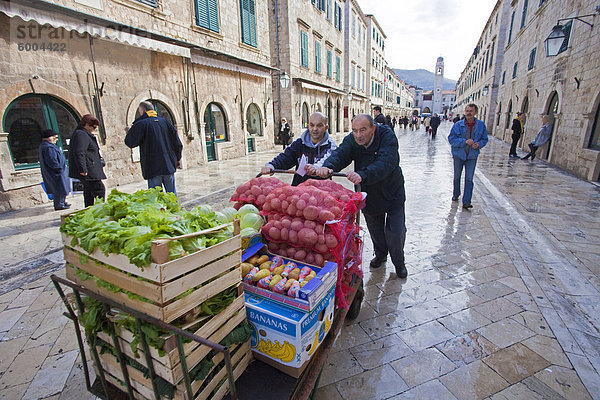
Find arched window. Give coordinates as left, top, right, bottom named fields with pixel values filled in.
left=3, top=94, right=78, bottom=169
left=505, top=100, right=512, bottom=129
left=136, top=99, right=176, bottom=126
left=588, top=101, right=600, bottom=150
left=301, top=102, right=309, bottom=129
left=246, top=103, right=262, bottom=136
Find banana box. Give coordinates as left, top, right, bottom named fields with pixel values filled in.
left=245, top=286, right=335, bottom=377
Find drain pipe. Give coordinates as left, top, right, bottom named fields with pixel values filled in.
left=275, top=0, right=282, bottom=129
left=88, top=35, right=106, bottom=144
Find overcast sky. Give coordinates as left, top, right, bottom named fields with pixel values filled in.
left=357, top=0, right=498, bottom=81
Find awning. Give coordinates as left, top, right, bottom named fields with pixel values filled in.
left=300, top=82, right=329, bottom=93
left=0, top=2, right=191, bottom=58
left=191, top=54, right=270, bottom=78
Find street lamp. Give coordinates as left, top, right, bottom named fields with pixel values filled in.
left=279, top=71, right=291, bottom=89
left=544, top=9, right=598, bottom=57
left=544, top=24, right=567, bottom=57
left=482, top=85, right=489, bottom=96
left=347, top=92, right=353, bottom=102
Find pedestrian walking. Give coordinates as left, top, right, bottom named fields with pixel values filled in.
left=261, top=112, right=337, bottom=186
left=453, top=114, right=461, bottom=123
left=373, top=106, right=386, bottom=125
left=521, top=115, right=552, bottom=160
left=125, top=101, right=183, bottom=195
left=424, top=115, right=431, bottom=133
left=402, top=116, right=409, bottom=129
left=392, top=117, right=397, bottom=130
left=430, top=113, right=441, bottom=138
left=278, top=118, right=291, bottom=150
left=68, top=114, right=106, bottom=207
left=509, top=112, right=524, bottom=157
left=39, top=129, right=71, bottom=210
left=308, top=114, right=408, bottom=279
left=385, top=115, right=393, bottom=129
left=448, top=103, right=488, bottom=210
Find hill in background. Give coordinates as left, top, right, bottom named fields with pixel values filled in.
left=393, top=68, right=457, bottom=91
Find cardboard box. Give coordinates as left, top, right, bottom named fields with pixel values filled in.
left=245, top=286, right=335, bottom=377
left=242, top=243, right=337, bottom=312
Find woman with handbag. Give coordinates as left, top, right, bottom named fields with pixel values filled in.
left=68, top=114, right=106, bottom=207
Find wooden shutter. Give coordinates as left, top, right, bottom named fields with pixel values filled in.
left=196, top=0, right=220, bottom=32
left=240, top=0, right=257, bottom=46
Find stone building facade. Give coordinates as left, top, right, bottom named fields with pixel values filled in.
left=270, top=0, right=346, bottom=140
left=343, top=0, right=369, bottom=131
left=456, top=0, right=600, bottom=182
left=454, top=0, right=510, bottom=128
left=366, top=15, right=386, bottom=113
left=0, top=0, right=275, bottom=211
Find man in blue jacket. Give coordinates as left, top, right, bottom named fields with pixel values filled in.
left=261, top=112, right=337, bottom=186
left=39, top=129, right=71, bottom=210
left=309, top=114, right=407, bottom=278
left=125, top=101, right=183, bottom=195
left=448, top=103, right=488, bottom=209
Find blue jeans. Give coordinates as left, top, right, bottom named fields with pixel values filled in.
left=148, top=174, right=176, bottom=195
left=363, top=204, right=406, bottom=267
left=453, top=157, right=478, bottom=205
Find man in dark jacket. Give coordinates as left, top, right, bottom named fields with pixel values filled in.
left=261, top=112, right=337, bottom=186
left=509, top=112, right=524, bottom=157
left=68, top=114, right=106, bottom=207
left=373, top=106, right=386, bottom=125
left=309, top=114, right=407, bottom=278
left=39, top=129, right=71, bottom=210
left=430, top=113, right=441, bottom=138
left=125, top=101, right=183, bottom=195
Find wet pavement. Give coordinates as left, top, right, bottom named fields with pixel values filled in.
left=1, top=122, right=600, bottom=399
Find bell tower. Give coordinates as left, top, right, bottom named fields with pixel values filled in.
left=433, top=57, right=444, bottom=114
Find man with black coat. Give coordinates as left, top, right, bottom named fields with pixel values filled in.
left=373, top=106, right=386, bottom=125
left=509, top=112, right=524, bottom=157
left=430, top=113, right=441, bottom=138
left=68, top=114, right=106, bottom=207
left=39, top=129, right=70, bottom=210
left=125, top=101, right=183, bottom=195
left=308, top=114, right=408, bottom=278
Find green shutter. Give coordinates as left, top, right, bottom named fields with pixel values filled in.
left=315, top=41, right=321, bottom=73
left=301, top=32, right=308, bottom=67
left=196, top=0, right=220, bottom=33
left=327, top=50, right=332, bottom=78
left=336, top=56, right=340, bottom=82
left=240, top=0, right=257, bottom=47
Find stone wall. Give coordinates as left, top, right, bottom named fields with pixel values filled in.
left=0, top=0, right=275, bottom=211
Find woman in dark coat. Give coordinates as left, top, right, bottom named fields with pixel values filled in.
left=39, top=129, right=71, bottom=210
left=279, top=118, right=291, bottom=150
left=68, top=114, right=106, bottom=207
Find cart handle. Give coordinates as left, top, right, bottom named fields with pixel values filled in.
left=256, top=168, right=347, bottom=178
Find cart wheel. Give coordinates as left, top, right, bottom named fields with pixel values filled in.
left=347, top=281, right=364, bottom=320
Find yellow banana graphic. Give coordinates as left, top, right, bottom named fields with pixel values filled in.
left=270, top=340, right=287, bottom=358
left=281, top=341, right=296, bottom=363
left=307, top=330, right=319, bottom=356
left=324, top=316, right=332, bottom=332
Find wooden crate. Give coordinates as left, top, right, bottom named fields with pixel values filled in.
left=63, top=226, right=241, bottom=323
left=93, top=289, right=248, bottom=385
left=97, top=340, right=252, bottom=400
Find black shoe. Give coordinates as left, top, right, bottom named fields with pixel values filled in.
left=370, top=256, right=387, bottom=269
left=462, top=203, right=473, bottom=210
left=395, top=263, right=408, bottom=279
left=64, top=202, right=71, bottom=207
left=452, top=196, right=459, bottom=201
left=531, top=153, right=536, bottom=160
left=55, top=205, right=71, bottom=211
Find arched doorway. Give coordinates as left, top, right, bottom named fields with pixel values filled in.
left=336, top=100, right=341, bottom=133
left=423, top=107, right=431, bottom=114
left=136, top=99, right=176, bottom=126
left=544, top=91, right=559, bottom=160
left=301, top=102, right=309, bottom=129
left=204, top=102, right=228, bottom=161
left=3, top=94, right=78, bottom=169
left=520, top=97, right=529, bottom=146
left=245, top=103, right=262, bottom=153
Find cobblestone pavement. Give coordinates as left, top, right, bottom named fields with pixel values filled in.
left=1, top=122, right=599, bottom=399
